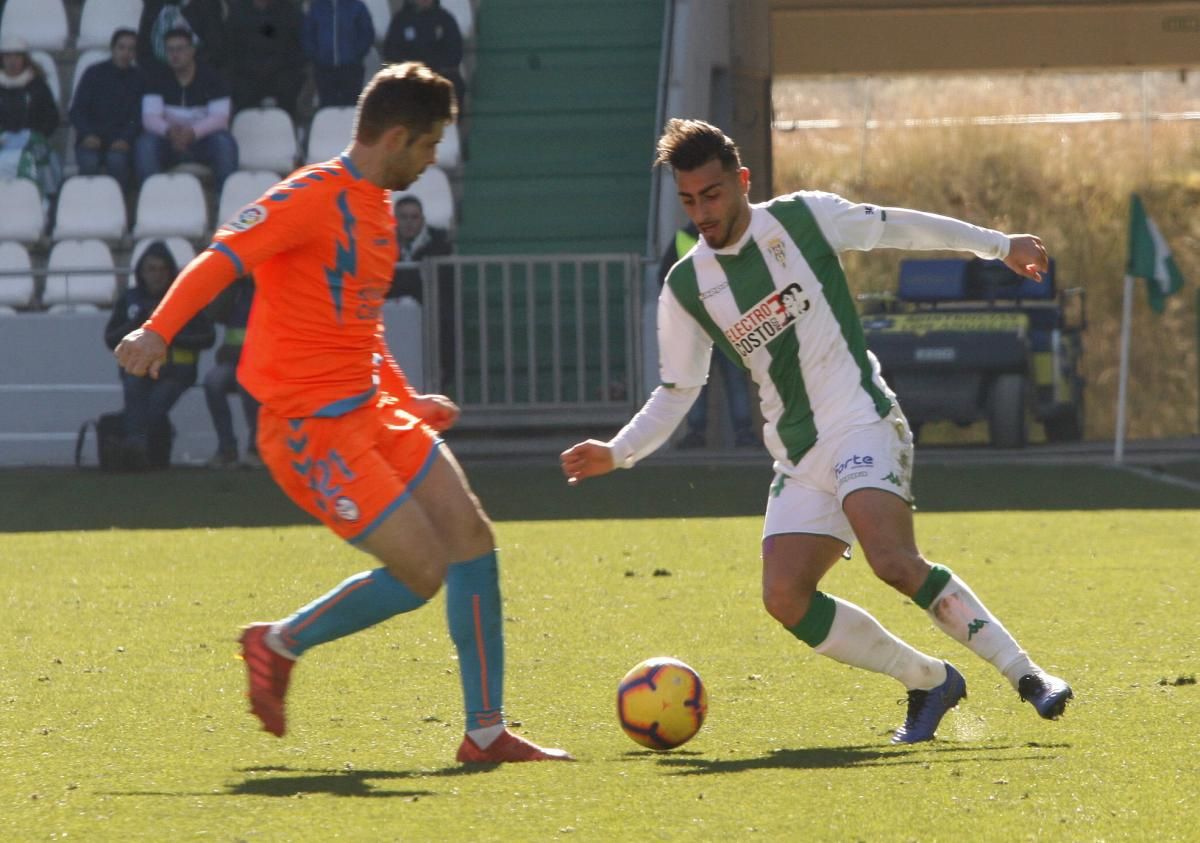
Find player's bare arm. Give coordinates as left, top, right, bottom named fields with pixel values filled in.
left=560, top=439, right=616, bottom=485
left=114, top=327, right=169, bottom=379
left=408, top=394, right=460, bottom=431
left=1004, top=234, right=1049, bottom=282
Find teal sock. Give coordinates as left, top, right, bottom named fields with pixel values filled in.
left=275, top=568, right=427, bottom=656
left=445, top=550, right=505, bottom=731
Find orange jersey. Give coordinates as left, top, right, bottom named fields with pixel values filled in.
left=144, top=155, right=413, bottom=418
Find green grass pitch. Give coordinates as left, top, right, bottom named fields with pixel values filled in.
left=2, top=463, right=1198, bottom=841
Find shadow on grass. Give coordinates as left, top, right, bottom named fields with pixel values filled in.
left=656, top=741, right=1070, bottom=775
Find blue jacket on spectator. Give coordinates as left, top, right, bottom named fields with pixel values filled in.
left=69, top=59, right=145, bottom=146
left=303, top=0, right=374, bottom=69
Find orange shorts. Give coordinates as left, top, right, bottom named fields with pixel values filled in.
left=257, top=392, right=440, bottom=543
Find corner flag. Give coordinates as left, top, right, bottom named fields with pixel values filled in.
left=1128, top=194, right=1185, bottom=313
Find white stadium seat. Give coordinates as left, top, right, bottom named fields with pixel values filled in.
left=69, top=48, right=109, bottom=107
left=77, top=0, right=143, bottom=51
left=306, top=106, right=355, bottom=164
left=442, top=0, right=474, bottom=38
left=363, top=0, right=391, bottom=42
left=43, top=239, right=117, bottom=311
left=217, top=170, right=279, bottom=228
left=30, top=50, right=62, bottom=108
left=436, top=122, right=461, bottom=169
left=0, top=242, right=36, bottom=309
left=133, top=173, right=208, bottom=240
left=0, top=0, right=69, bottom=51
left=394, top=166, right=454, bottom=230
left=231, top=107, right=298, bottom=175
left=129, top=236, right=196, bottom=280
left=54, top=175, right=127, bottom=242
left=0, top=179, right=45, bottom=243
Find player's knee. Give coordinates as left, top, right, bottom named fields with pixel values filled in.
left=761, top=580, right=814, bottom=629
left=387, top=557, right=447, bottom=601
left=865, top=548, right=926, bottom=594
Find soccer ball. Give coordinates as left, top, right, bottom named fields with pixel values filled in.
left=617, top=657, right=708, bottom=750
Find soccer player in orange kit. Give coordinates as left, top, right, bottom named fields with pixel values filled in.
left=115, top=63, right=571, bottom=763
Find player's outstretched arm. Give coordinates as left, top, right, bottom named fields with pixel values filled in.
left=560, top=440, right=616, bottom=486
left=115, top=327, right=169, bottom=379
left=1003, top=234, right=1049, bottom=282
left=409, top=393, right=460, bottom=431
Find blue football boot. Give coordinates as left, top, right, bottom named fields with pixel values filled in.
left=892, top=662, right=967, bottom=744
left=1018, top=672, right=1074, bottom=720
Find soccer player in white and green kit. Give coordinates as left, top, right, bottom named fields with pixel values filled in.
left=561, top=119, right=1072, bottom=743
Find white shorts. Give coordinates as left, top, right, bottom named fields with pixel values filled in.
left=762, top=405, right=914, bottom=547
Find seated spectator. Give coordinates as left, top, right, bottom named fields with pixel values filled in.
left=302, top=0, right=374, bottom=108
left=225, top=0, right=305, bottom=118
left=203, top=276, right=261, bottom=468
left=104, top=241, right=215, bottom=469
left=383, top=0, right=465, bottom=108
left=389, top=194, right=451, bottom=300
left=0, top=35, right=62, bottom=199
left=135, top=27, right=239, bottom=190
left=69, top=28, right=144, bottom=193
left=138, top=0, right=227, bottom=74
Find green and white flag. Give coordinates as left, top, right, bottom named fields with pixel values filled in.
left=1128, top=194, right=1185, bottom=313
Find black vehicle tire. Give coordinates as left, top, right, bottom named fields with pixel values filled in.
left=1043, top=389, right=1085, bottom=443
left=988, top=374, right=1027, bottom=448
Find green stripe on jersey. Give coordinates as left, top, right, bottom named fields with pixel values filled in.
left=766, top=198, right=892, bottom=418
left=717, top=243, right=816, bottom=462
left=665, top=258, right=745, bottom=368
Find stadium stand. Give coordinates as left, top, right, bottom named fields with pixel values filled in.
left=0, top=241, right=36, bottom=312
left=77, top=0, right=142, bottom=51
left=0, top=178, right=46, bottom=244
left=133, top=173, right=209, bottom=240
left=43, top=238, right=118, bottom=312
left=305, top=105, right=355, bottom=164
left=0, top=0, right=70, bottom=51
left=443, top=0, right=475, bottom=39
left=436, top=121, right=461, bottom=169
left=363, top=0, right=392, bottom=44
left=230, top=107, right=299, bottom=176
left=217, top=169, right=279, bottom=226
left=53, top=175, right=128, bottom=242
left=29, top=50, right=63, bottom=108
left=395, top=165, right=454, bottom=230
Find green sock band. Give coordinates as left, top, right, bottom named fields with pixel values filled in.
left=912, top=564, right=953, bottom=610
left=787, top=591, right=836, bottom=647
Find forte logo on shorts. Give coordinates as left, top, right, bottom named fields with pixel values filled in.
left=834, top=453, right=874, bottom=486
left=723, top=282, right=812, bottom=357
left=334, top=496, right=360, bottom=522
left=224, top=203, right=268, bottom=232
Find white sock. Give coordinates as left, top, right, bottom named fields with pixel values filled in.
left=922, top=568, right=1036, bottom=689
left=467, top=724, right=506, bottom=749
left=813, top=595, right=947, bottom=691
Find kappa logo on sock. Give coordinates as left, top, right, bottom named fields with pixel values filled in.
left=967, top=618, right=989, bottom=640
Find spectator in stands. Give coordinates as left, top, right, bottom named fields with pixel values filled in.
left=658, top=222, right=759, bottom=449
left=383, top=0, right=465, bottom=108
left=138, top=0, right=227, bottom=73
left=0, top=35, right=62, bottom=199
left=203, top=276, right=261, bottom=468
left=224, top=0, right=305, bottom=118
left=389, top=195, right=451, bottom=300
left=104, top=240, right=215, bottom=469
left=302, top=0, right=374, bottom=108
left=69, top=28, right=145, bottom=193
left=135, top=27, right=239, bottom=190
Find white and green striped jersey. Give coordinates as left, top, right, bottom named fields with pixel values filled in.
left=659, top=190, right=1008, bottom=471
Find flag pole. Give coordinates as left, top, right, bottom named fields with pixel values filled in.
left=1114, top=273, right=1134, bottom=464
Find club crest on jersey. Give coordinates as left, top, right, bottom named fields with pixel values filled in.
left=225, top=203, right=268, bottom=232
left=334, top=496, right=360, bottom=522
left=723, top=282, right=811, bottom=357
left=766, top=237, right=787, bottom=268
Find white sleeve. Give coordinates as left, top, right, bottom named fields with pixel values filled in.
left=803, top=191, right=1010, bottom=259
left=608, top=385, right=701, bottom=469
left=656, top=282, right=712, bottom=389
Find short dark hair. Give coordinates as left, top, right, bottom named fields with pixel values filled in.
left=654, top=118, right=741, bottom=173
left=394, top=196, right=424, bottom=211
left=355, top=62, right=455, bottom=144
left=162, top=27, right=195, bottom=46
left=110, top=27, right=137, bottom=49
